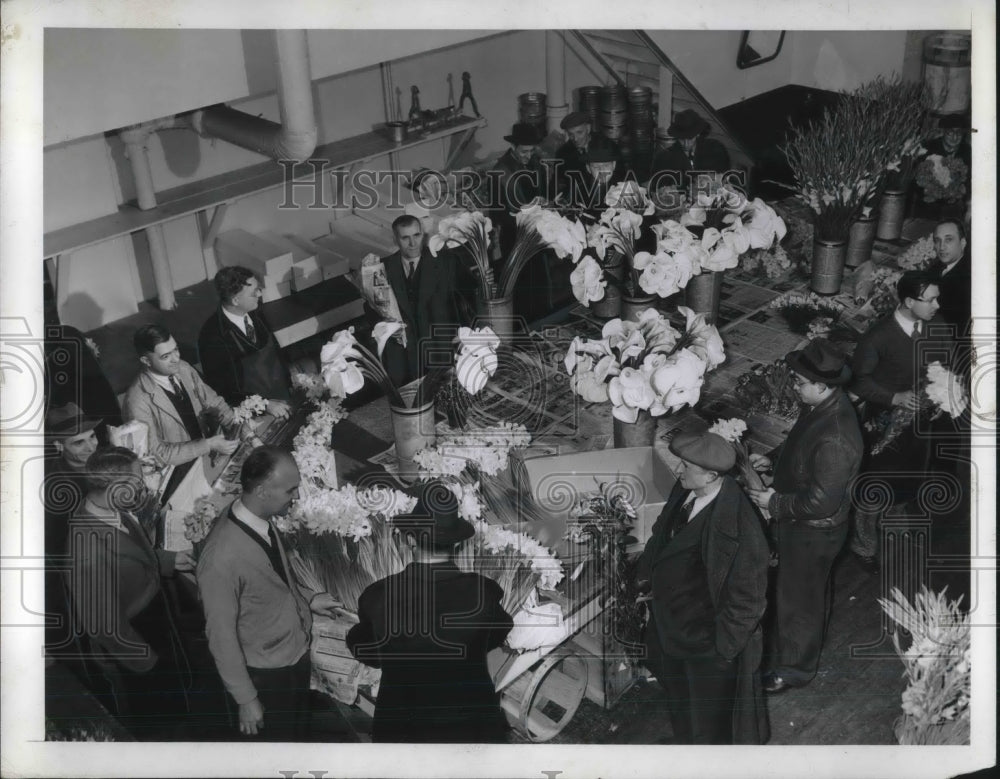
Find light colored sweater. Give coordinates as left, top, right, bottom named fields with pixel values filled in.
left=196, top=508, right=315, bottom=705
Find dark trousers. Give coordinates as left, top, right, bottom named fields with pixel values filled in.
left=652, top=651, right=738, bottom=744
left=772, top=521, right=848, bottom=686
left=646, top=622, right=738, bottom=744
left=243, top=652, right=312, bottom=741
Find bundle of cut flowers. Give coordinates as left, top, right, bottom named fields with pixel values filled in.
left=565, top=479, right=645, bottom=658
left=319, top=323, right=499, bottom=409
left=429, top=207, right=585, bottom=301
left=708, top=417, right=764, bottom=491
left=896, top=234, right=937, bottom=271
left=867, top=361, right=967, bottom=455
left=741, top=243, right=793, bottom=280
left=413, top=422, right=532, bottom=480
left=563, top=306, right=725, bottom=423
left=733, top=359, right=802, bottom=420
left=279, top=482, right=418, bottom=612
left=673, top=185, right=787, bottom=273
left=291, top=397, right=346, bottom=490
left=183, top=496, right=222, bottom=558
left=878, top=586, right=970, bottom=745
left=915, top=154, right=969, bottom=203
left=232, top=394, right=268, bottom=425
left=853, top=265, right=903, bottom=320
left=454, top=518, right=565, bottom=619
left=768, top=290, right=849, bottom=334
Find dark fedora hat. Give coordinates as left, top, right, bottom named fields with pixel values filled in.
left=46, top=402, right=102, bottom=438
left=938, top=113, right=971, bottom=131
left=504, top=122, right=545, bottom=146
left=667, top=109, right=710, bottom=139
left=668, top=431, right=736, bottom=473
left=394, top=481, right=475, bottom=545
left=784, top=338, right=851, bottom=386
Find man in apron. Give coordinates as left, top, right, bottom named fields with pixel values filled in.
left=198, top=266, right=292, bottom=419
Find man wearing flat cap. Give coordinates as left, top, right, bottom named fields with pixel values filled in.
left=747, top=339, right=864, bottom=694
left=348, top=482, right=513, bottom=743
left=636, top=431, right=770, bottom=744
left=649, top=109, right=731, bottom=195
left=555, top=112, right=621, bottom=209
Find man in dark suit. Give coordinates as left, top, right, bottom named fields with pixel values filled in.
left=636, top=432, right=770, bottom=744
left=347, top=484, right=513, bottom=743
left=367, top=214, right=461, bottom=387
left=649, top=109, right=731, bottom=195
left=847, top=271, right=956, bottom=571
left=929, top=219, right=971, bottom=336
left=67, top=446, right=194, bottom=738
left=555, top=111, right=622, bottom=211
left=747, top=339, right=864, bottom=693
left=487, top=122, right=546, bottom=258
left=197, top=266, right=292, bottom=419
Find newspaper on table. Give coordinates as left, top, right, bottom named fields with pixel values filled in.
left=348, top=252, right=407, bottom=348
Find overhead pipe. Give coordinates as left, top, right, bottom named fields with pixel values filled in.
left=120, top=118, right=185, bottom=309
left=190, top=29, right=318, bottom=162
left=545, top=31, right=569, bottom=132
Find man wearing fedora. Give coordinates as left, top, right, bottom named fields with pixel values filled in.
left=636, top=431, right=770, bottom=744
left=347, top=483, right=513, bottom=743
left=488, top=122, right=546, bottom=257
left=747, top=339, right=864, bottom=694
left=648, top=109, right=731, bottom=194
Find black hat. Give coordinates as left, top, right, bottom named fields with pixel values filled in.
left=667, top=109, right=710, bottom=139
left=560, top=111, right=591, bottom=131
left=784, top=338, right=851, bottom=386
left=46, top=402, right=102, bottom=438
left=504, top=122, right=545, bottom=146
left=938, top=113, right=970, bottom=131
left=394, top=481, right=475, bottom=545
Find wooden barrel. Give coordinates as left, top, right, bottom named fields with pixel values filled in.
left=923, top=33, right=971, bottom=115
left=500, top=652, right=589, bottom=742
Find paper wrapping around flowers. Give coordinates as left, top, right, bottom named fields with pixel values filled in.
left=505, top=599, right=566, bottom=652
left=108, top=420, right=149, bottom=459
left=310, top=614, right=381, bottom=705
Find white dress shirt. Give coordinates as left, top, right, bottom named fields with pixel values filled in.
left=231, top=498, right=272, bottom=544
left=683, top=478, right=724, bottom=522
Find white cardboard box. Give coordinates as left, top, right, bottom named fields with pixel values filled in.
left=520, top=446, right=677, bottom=551
left=260, top=275, right=292, bottom=302
left=215, top=228, right=295, bottom=279
left=286, top=234, right=350, bottom=281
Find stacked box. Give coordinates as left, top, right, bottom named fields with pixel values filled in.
left=215, top=229, right=295, bottom=302
left=285, top=234, right=350, bottom=282
left=257, top=230, right=324, bottom=292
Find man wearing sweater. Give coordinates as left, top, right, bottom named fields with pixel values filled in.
left=197, top=446, right=340, bottom=740
left=847, top=270, right=955, bottom=572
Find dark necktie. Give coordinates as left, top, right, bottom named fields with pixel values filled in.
left=266, top=522, right=290, bottom=586
left=406, top=260, right=416, bottom=280
left=169, top=375, right=186, bottom=400
left=244, top=315, right=256, bottom=343
left=911, top=321, right=921, bottom=341
left=669, top=498, right=695, bottom=539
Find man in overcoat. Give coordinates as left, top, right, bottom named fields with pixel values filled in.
left=636, top=431, right=770, bottom=744
left=747, top=339, right=864, bottom=693
left=648, top=109, right=731, bottom=194
left=347, top=485, right=513, bottom=743
left=67, top=446, right=194, bottom=738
